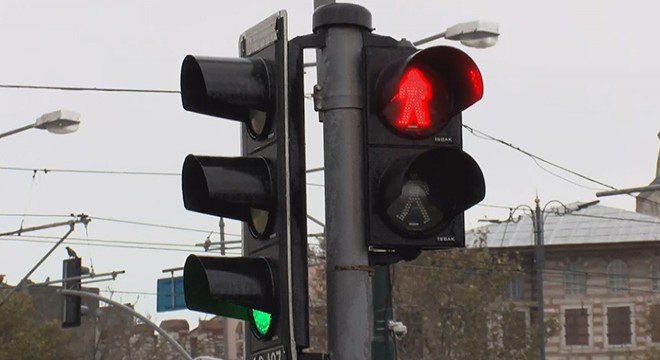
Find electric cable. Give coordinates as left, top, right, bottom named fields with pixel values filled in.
left=0, top=213, right=242, bottom=238
left=464, top=124, right=660, bottom=209
left=0, top=165, right=178, bottom=176
left=0, top=84, right=178, bottom=94
left=0, top=235, right=214, bottom=253
left=565, top=212, right=660, bottom=225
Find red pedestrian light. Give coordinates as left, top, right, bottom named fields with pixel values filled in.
left=364, top=42, right=486, bottom=263
left=375, top=46, right=483, bottom=139
left=394, top=68, right=432, bottom=131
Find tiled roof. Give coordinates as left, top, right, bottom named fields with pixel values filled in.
left=467, top=204, right=660, bottom=248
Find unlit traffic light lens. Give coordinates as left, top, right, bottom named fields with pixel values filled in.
left=384, top=174, right=444, bottom=234
left=379, top=148, right=486, bottom=237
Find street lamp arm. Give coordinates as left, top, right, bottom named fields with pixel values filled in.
left=412, top=31, right=447, bottom=46
left=541, top=199, right=600, bottom=222
left=541, top=200, right=568, bottom=222
left=597, top=185, right=660, bottom=197
left=0, top=110, right=81, bottom=140
left=477, top=204, right=531, bottom=224
left=505, top=204, right=532, bottom=223
left=0, top=123, right=36, bottom=139
left=414, top=20, right=500, bottom=48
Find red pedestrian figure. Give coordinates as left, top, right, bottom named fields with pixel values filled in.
left=394, top=68, right=431, bottom=129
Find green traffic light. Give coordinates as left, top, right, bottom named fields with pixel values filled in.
left=251, top=308, right=273, bottom=338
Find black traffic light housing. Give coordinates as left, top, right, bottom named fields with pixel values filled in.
left=364, top=35, right=486, bottom=263
left=180, top=11, right=308, bottom=359
left=62, top=257, right=89, bottom=328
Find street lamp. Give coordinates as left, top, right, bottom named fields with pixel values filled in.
left=302, top=20, right=501, bottom=69
left=481, top=197, right=600, bottom=360
left=413, top=20, right=500, bottom=48
left=0, top=110, right=81, bottom=139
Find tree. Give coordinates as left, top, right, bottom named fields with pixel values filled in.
left=0, top=289, right=73, bottom=360
left=390, top=230, right=554, bottom=360
left=306, top=236, right=328, bottom=354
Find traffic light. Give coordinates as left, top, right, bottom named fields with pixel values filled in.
left=364, top=36, right=486, bottom=262
left=62, top=257, right=88, bottom=327
left=180, top=11, right=308, bottom=359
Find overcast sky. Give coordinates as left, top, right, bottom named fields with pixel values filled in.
left=1, top=0, right=658, bottom=328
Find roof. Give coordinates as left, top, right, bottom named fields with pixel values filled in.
left=467, top=204, right=660, bottom=249
left=190, top=317, right=223, bottom=335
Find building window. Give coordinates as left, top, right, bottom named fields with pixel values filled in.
left=607, top=260, right=629, bottom=293
left=564, top=261, right=586, bottom=296
left=652, top=260, right=660, bottom=291
left=650, top=304, right=660, bottom=343
left=606, top=306, right=632, bottom=345
left=505, top=275, right=524, bottom=300
left=564, top=308, right=589, bottom=346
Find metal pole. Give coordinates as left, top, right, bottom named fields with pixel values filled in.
left=534, top=196, right=546, bottom=360
left=0, top=222, right=76, bottom=306
left=372, top=266, right=394, bottom=360
left=0, top=123, right=35, bottom=139
left=412, top=32, right=447, bottom=46
left=0, top=217, right=82, bottom=237
left=313, top=4, right=373, bottom=360
left=219, top=218, right=229, bottom=360
left=59, top=289, right=194, bottom=360
left=219, top=218, right=226, bottom=255
left=596, top=184, right=660, bottom=197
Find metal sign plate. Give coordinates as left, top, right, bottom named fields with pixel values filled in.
left=156, top=276, right=186, bottom=312
left=251, top=345, right=284, bottom=360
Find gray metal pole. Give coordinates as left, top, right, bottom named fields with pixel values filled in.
left=372, top=266, right=394, bottom=360
left=219, top=218, right=229, bottom=360
left=534, top=197, right=546, bottom=360
left=313, top=4, right=372, bottom=360
left=0, top=216, right=88, bottom=306
left=596, top=184, right=660, bottom=197
left=0, top=123, right=35, bottom=139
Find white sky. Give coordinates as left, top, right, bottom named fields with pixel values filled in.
left=1, top=0, right=658, bottom=329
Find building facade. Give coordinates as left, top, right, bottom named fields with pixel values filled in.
left=473, top=204, right=660, bottom=359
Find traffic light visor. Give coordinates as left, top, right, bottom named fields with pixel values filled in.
left=183, top=255, right=278, bottom=320
left=182, top=154, right=276, bottom=238
left=180, top=55, right=274, bottom=138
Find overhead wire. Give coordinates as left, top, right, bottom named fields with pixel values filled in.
left=0, top=166, right=178, bottom=176
left=0, top=166, right=327, bottom=190
left=4, top=233, right=208, bottom=249
left=90, top=216, right=241, bottom=237
left=99, top=289, right=157, bottom=296
left=476, top=203, right=516, bottom=210
left=0, top=84, right=179, bottom=94
left=0, top=81, right=655, bottom=203
left=0, top=213, right=242, bottom=238
left=464, top=124, right=615, bottom=191
left=463, top=124, right=660, bottom=209
left=564, top=212, right=660, bottom=225
left=0, top=235, right=210, bottom=253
